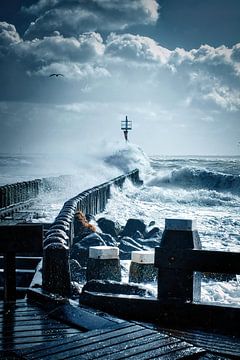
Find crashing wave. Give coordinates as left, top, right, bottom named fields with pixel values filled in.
left=104, top=142, right=152, bottom=180
left=147, top=166, right=240, bottom=195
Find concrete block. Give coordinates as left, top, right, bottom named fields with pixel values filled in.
left=131, top=250, right=155, bottom=264
left=165, top=218, right=197, bottom=231
left=89, top=246, right=119, bottom=260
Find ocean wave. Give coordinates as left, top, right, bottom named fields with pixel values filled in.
left=147, top=166, right=240, bottom=195
left=134, top=186, right=239, bottom=208
left=104, top=143, right=152, bottom=179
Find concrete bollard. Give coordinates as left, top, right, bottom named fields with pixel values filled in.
left=86, top=246, right=121, bottom=282
left=155, top=218, right=201, bottom=303
left=42, top=242, right=71, bottom=297
left=129, top=250, right=158, bottom=283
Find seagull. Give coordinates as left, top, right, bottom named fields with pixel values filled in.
left=49, top=73, right=64, bottom=77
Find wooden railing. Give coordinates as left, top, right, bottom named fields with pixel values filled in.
left=0, top=225, right=43, bottom=301
left=79, top=219, right=240, bottom=334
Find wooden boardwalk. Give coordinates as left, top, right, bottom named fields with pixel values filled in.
left=1, top=298, right=240, bottom=359
left=0, top=299, right=83, bottom=355
left=0, top=299, right=208, bottom=360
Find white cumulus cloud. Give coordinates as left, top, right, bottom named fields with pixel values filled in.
left=23, top=0, right=159, bottom=39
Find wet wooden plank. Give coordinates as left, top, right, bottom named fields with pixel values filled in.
left=0, top=299, right=85, bottom=353
left=162, top=328, right=240, bottom=358
left=104, top=341, right=202, bottom=360
left=62, top=333, right=175, bottom=360
left=18, top=323, right=133, bottom=358
left=16, top=323, right=205, bottom=360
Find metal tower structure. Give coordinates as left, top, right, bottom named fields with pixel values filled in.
left=121, top=115, right=132, bottom=142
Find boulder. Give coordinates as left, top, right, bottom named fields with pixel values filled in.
left=120, top=218, right=146, bottom=238
left=97, top=218, right=122, bottom=238
left=85, top=213, right=96, bottom=222
left=132, top=230, right=144, bottom=240
left=70, top=233, right=106, bottom=266
left=145, top=227, right=162, bottom=239
left=119, top=236, right=144, bottom=260
left=98, top=233, right=118, bottom=247
left=137, top=237, right=161, bottom=249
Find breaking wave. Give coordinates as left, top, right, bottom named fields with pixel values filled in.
left=147, top=167, right=240, bottom=195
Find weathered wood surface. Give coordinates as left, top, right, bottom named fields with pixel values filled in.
left=155, top=248, right=240, bottom=274
left=15, top=320, right=205, bottom=360
left=0, top=299, right=84, bottom=354
left=162, top=327, right=240, bottom=358
left=0, top=298, right=207, bottom=360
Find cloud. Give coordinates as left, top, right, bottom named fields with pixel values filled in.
left=23, top=0, right=159, bottom=39
left=0, top=22, right=21, bottom=56
left=6, top=31, right=106, bottom=78
left=0, top=18, right=240, bottom=112
left=105, top=33, right=170, bottom=64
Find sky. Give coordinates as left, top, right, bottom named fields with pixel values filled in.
left=0, top=0, right=239, bottom=156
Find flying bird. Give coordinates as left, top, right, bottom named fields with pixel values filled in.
left=49, top=73, right=64, bottom=77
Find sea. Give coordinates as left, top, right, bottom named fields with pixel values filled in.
left=0, top=143, right=239, bottom=306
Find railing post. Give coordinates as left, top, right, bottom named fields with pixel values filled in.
left=155, top=219, right=202, bottom=303
left=42, top=242, right=71, bottom=297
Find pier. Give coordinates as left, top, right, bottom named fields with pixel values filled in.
left=0, top=169, right=239, bottom=359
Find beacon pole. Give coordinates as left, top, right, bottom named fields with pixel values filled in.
left=121, top=116, right=132, bottom=142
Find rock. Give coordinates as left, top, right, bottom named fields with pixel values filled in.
left=82, top=279, right=155, bottom=297
left=97, top=218, right=122, bottom=238
left=98, top=233, right=118, bottom=247
left=137, top=237, right=161, bottom=249
left=70, top=233, right=106, bottom=266
left=119, top=236, right=144, bottom=260
left=120, top=218, right=146, bottom=238
left=132, top=230, right=144, bottom=240
left=148, top=221, right=155, bottom=227
left=70, top=259, right=86, bottom=283
left=145, top=227, right=162, bottom=239
left=85, top=213, right=95, bottom=222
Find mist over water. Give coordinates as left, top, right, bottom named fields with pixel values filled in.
left=0, top=143, right=239, bottom=305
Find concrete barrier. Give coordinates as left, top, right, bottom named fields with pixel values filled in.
left=86, top=246, right=121, bottom=282
left=129, top=250, right=157, bottom=283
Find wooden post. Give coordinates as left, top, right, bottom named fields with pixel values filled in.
left=3, top=253, right=16, bottom=301
left=155, top=219, right=202, bottom=303
left=42, top=242, right=71, bottom=297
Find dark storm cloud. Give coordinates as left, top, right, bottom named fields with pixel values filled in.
left=23, top=0, right=159, bottom=39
